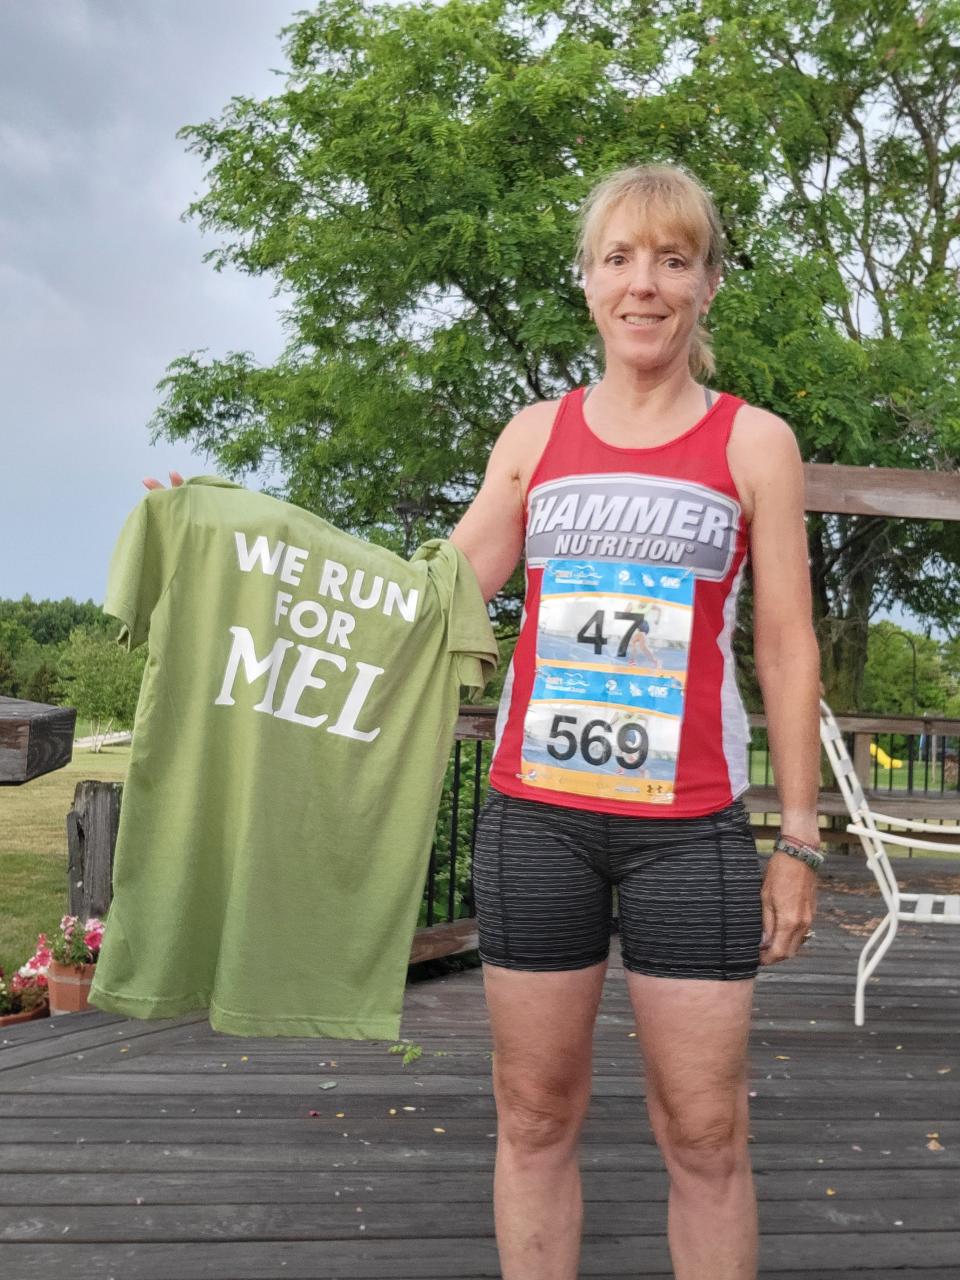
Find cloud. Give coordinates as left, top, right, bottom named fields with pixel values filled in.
left=0, top=0, right=300, bottom=601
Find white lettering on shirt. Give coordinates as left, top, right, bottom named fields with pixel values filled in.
left=280, top=544, right=309, bottom=585
left=214, top=627, right=293, bottom=713
left=327, top=661, right=384, bottom=741
left=317, top=559, right=348, bottom=601
left=384, top=581, right=419, bottom=622
left=234, top=532, right=286, bottom=576
left=273, top=645, right=347, bottom=728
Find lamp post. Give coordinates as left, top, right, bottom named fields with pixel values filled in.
left=885, top=628, right=919, bottom=716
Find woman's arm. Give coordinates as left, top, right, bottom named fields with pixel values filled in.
left=449, top=403, right=551, bottom=603
left=730, top=407, right=821, bottom=965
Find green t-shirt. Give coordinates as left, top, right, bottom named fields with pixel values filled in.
left=88, top=478, right=497, bottom=1039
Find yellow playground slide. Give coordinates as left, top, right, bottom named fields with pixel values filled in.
left=870, top=742, right=903, bottom=770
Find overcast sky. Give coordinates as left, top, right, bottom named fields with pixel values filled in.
left=0, top=1, right=932, bottom=639
left=1, top=1, right=301, bottom=603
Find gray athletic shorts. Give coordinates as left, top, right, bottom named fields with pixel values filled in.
left=472, top=789, right=763, bottom=980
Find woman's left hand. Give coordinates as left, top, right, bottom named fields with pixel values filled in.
left=759, top=852, right=818, bottom=965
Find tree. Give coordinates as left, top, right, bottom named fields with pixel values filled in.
left=23, top=662, right=61, bottom=707
left=861, top=621, right=958, bottom=716
left=0, top=647, right=17, bottom=698
left=0, top=597, right=110, bottom=647
left=150, top=0, right=960, bottom=704
left=58, top=629, right=147, bottom=751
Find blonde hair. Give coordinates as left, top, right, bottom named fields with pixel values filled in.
left=574, top=163, right=725, bottom=379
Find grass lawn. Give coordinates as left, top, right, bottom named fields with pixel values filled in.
left=0, top=746, right=129, bottom=982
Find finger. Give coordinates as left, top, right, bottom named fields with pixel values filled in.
left=760, top=895, right=775, bottom=952
left=169, top=470, right=184, bottom=486
left=764, top=920, right=812, bottom=966
left=143, top=477, right=165, bottom=490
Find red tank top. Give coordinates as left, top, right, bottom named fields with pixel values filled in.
left=489, top=386, right=751, bottom=818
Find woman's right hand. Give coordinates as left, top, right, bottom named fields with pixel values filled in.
left=143, top=471, right=185, bottom=491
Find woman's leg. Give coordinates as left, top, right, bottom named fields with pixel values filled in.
left=627, top=973, right=757, bottom=1280
left=483, top=960, right=608, bottom=1280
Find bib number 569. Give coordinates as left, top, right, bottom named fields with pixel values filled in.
left=546, top=715, right=648, bottom=770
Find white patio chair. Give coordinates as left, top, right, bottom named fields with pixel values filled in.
left=818, top=699, right=960, bottom=1025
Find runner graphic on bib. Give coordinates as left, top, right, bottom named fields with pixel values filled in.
left=519, top=471, right=740, bottom=805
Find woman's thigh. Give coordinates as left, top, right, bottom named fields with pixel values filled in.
left=483, top=962, right=609, bottom=1118
left=626, top=972, right=754, bottom=1143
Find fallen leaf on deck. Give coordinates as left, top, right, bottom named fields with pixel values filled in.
left=927, top=1139, right=944, bottom=1151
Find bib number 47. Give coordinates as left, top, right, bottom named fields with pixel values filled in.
left=546, top=714, right=648, bottom=770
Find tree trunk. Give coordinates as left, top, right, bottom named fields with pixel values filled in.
left=811, top=517, right=878, bottom=711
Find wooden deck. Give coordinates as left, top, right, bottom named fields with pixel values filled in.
left=1, top=858, right=959, bottom=1279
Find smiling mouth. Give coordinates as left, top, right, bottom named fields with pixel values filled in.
left=622, top=316, right=666, bottom=327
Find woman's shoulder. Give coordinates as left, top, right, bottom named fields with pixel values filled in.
left=725, top=397, right=803, bottom=520
left=496, top=396, right=565, bottom=455
left=726, top=396, right=796, bottom=443
left=727, top=398, right=801, bottom=472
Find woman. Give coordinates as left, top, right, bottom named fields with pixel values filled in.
left=449, top=163, right=821, bottom=1280
left=148, top=161, right=819, bottom=1280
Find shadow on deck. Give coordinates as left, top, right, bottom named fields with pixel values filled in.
left=1, top=857, right=959, bottom=1279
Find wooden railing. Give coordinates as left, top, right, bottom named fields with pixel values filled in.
left=411, top=706, right=960, bottom=962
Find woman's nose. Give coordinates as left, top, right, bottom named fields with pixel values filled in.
left=627, top=259, right=657, bottom=294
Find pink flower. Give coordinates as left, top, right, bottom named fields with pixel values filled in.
left=60, top=914, right=78, bottom=938
left=84, top=927, right=104, bottom=954
left=20, top=933, right=52, bottom=977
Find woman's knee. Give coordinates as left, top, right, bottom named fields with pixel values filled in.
left=659, top=1108, right=749, bottom=1182
left=493, top=1059, right=591, bottom=1153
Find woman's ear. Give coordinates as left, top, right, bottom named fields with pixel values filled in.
left=701, top=267, right=722, bottom=314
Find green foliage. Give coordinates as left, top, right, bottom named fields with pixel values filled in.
left=149, top=0, right=960, bottom=704
left=0, top=598, right=114, bottom=706
left=422, top=738, right=492, bottom=924
left=57, top=629, right=147, bottom=748
left=861, top=621, right=960, bottom=717
left=388, top=1040, right=424, bottom=1066
left=22, top=663, right=61, bottom=706
left=0, top=597, right=110, bottom=648
left=0, top=647, right=17, bottom=697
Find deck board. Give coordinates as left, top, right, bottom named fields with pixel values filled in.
left=1, top=873, right=958, bottom=1279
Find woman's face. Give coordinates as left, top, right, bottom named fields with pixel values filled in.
left=582, top=200, right=718, bottom=375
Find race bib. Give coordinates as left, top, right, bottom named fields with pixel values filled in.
left=520, top=559, right=694, bottom=804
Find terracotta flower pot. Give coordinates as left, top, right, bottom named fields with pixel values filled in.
left=46, top=961, right=98, bottom=1015
left=0, top=1003, right=50, bottom=1028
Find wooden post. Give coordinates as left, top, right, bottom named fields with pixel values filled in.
left=852, top=731, right=873, bottom=790
left=66, top=781, right=122, bottom=920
